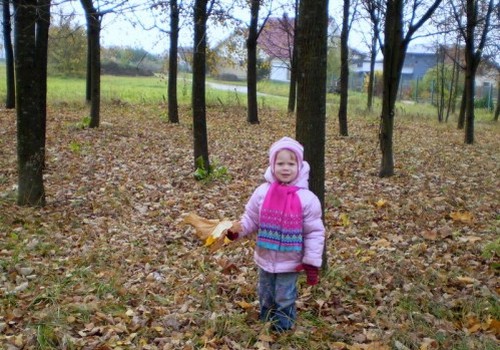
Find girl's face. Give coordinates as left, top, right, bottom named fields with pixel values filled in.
left=274, top=149, right=299, bottom=184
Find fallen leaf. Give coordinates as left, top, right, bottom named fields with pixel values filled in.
left=421, top=230, right=438, bottom=240
left=183, top=213, right=233, bottom=248
left=420, top=338, right=438, bottom=350
left=449, top=211, right=473, bottom=223
left=459, top=235, right=482, bottom=243
left=236, top=300, right=253, bottom=309
left=257, top=333, right=274, bottom=342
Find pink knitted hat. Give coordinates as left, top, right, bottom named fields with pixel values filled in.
left=269, top=137, right=304, bottom=172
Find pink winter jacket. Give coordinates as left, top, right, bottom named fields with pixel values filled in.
left=239, top=162, right=325, bottom=273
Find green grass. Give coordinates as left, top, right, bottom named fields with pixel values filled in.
left=0, top=62, right=496, bottom=122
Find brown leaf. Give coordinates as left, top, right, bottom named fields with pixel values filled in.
left=449, top=211, right=473, bottom=224
left=421, top=230, right=438, bottom=240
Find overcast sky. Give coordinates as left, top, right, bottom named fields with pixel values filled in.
left=53, top=0, right=437, bottom=56
left=60, top=0, right=366, bottom=55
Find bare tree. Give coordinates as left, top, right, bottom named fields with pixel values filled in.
left=495, top=78, right=499, bottom=122
left=445, top=37, right=461, bottom=122
left=338, top=0, right=359, bottom=136
left=80, top=0, right=102, bottom=128
left=287, top=0, right=298, bottom=114
left=378, top=0, right=442, bottom=177
left=192, top=0, right=214, bottom=172
left=79, top=0, right=130, bottom=128
left=13, top=0, right=52, bottom=206
left=2, top=0, right=15, bottom=108
left=362, top=0, right=383, bottom=112
left=246, top=0, right=262, bottom=124
left=295, top=0, right=328, bottom=268
left=451, top=0, right=495, bottom=144
left=296, top=0, right=328, bottom=207
left=168, top=0, right=180, bottom=123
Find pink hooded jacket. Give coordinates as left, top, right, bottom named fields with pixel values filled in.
left=239, top=137, right=325, bottom=273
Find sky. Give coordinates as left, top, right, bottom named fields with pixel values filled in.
left=58, top=0, right=436, bottom=56
left=0, top=0, right=437, bottom=59
left=60, top=1, right=362, bottom=56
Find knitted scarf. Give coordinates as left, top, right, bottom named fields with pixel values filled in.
left=257, top=182, right=303, bottom=252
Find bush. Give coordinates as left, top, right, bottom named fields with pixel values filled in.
left=101, top=61, right=154, bottom=77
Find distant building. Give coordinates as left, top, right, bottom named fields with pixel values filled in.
left=349, top=48, right=437, bottom=91
left=257, top=16, right=294, bottom=82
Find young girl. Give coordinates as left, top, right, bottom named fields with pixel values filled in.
left=227, top=137, right=325, bottom=332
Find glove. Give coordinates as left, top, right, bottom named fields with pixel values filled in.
left=225, top=229, right=239, bottom=241
left=226, top=221, right=242, bottom=241
left=295, top=264, right=319, bottom=286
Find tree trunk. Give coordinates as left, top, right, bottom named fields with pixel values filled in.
left=445, top=41, right=459, bottom=122
left=378, top=0, right=442, bottom=177
left=168, top=0, right=179, bottom=123
left=461, top=0, right=494, bottom=143
left=494, top=79, right=499, bottom=122
left=35, top=0, right=50, bottom=170
left=3, top=0, right=15, bottom=109
left=437, top=46, right=446, bottom=122
left=463, top=57, right=477, bottom=144
left=192, top=0, right=210, bottom=171
left=338, top=0, right=350, bottom=136
left=452, top=60, right=460, bottom=114
left=296, top=0, right=328, bottom=269
left=85, top=35, right=91, bottom=102
left=379, top=0, right=406, bottom=178
left=367, top=33, right=376, bottom=112
left=287, top=0, right=299, bottom=114
left=296, top=0, right=328, bottom=216
left=246, top=0, right=259, bottom=124
left=80, top=0, right=101, bottom=128
left=458, top=87, right=466, bottom=129
left=13, top=0, right=47, bottom=206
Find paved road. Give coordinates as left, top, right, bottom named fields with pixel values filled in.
left=206, top=82, right=281, bottom=98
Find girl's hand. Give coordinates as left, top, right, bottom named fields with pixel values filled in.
left=230, top=221, right=242, bottom=233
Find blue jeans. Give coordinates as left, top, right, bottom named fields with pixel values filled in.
left=258, top=268, right=299, bottom=331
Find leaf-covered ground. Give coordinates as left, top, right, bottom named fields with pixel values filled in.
left=0, top=103, right=499, bottom=350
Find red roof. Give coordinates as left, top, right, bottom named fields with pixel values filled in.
left=258, top=17, right=295, bottom=60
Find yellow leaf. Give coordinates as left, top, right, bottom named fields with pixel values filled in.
left=375, top=199, right=387, bottom=208
left=340, top=213, right=350, bottom=227
left=360, top=256, right=373, bottom=262
left=183, top=213, right=233, bottom=247
left=204, top=221, right=233, bottom=247
left=125, top=309, right=135, bottom=317
left=456, top=276, right=476, bottom=285
left=237, top=300, right=253, bottom=309
left=183, top=213, right=220, bottom=240
left=450, top=211, right=473, bottom=223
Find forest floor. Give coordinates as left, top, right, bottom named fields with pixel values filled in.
left=0, top=104, right=499, bottom=350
